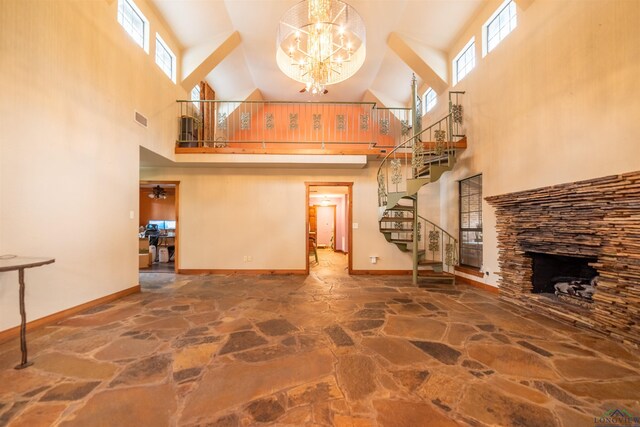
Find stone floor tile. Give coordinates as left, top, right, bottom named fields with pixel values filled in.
left=570, top=333, right=640, bottom=362
left=417, top=367, right=472, bottom=409
left=383, top=316, right=447, bottom=341
left=391, top=369, right=430, bottom=392
left=172, top=343, right=218, bottom=372
left=34, top=352, right=118, bottom=379
left=277, top=405, right=313, bottom=425
left=245, top=396, right=285, bottom=423
left=218, top=330, right=268, bottom=355
left=557, top=379, right=640, bottom=400
left=287, top=376, right=343, bottom=407
left=109, top=353, right=171, bottom=386
left=333, top=414, right=376, bottom=427
left=444, top=323, right=478, bottom=346
left=486, top=377, right=550, bottom=404
left=343, top=319, right=384, bottom=332
left=553, top=357, right=637, bottom=380
left=93, top=337, right=161, bottom=361
left=527, top=340, right=596, bottom=357
left=9, top=403, right=68, bottom=427
left=40, top=381, right=100, bottom=401
left=0, top=401, right=29, bottom=426
left=336, top=354, right=377, bottom=401
left=410, top=341, right=462, bottom=365
left=374, top=399, right=461, bottom=426
left=0, top=368, right=57, bottom=399
left=362, top=337, right=433, bottom=365
left=233, top=344, right=296, bottom=362
left=459, top=383, right=558, bottom=427
left=467, top=343, right=558, bottom=379
left=554, top=405, right=595, bottom=427
left=58, top=384, right=177, bottom=427
left=255, top=318, right=298, bottom=336
left=180, top=349, right=334, bottom=423
left=324, top=325, right=355, bottom=347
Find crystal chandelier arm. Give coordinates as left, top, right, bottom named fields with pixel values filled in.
left=331, top=4, right=347, bottom=24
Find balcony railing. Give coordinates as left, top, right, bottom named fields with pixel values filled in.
left=176, top=100, right=411, bottom=154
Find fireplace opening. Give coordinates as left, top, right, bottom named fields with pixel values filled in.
left=529, top=252, right=598, bottom=305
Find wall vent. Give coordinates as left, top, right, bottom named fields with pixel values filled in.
left=134, top=111, right=148, bottom=128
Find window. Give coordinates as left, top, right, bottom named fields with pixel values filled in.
left=453, top=38, right=475, bottom=85
left=191, top=85, right=201, bottom=109
left=460, top=175, right=482, bottom=268
left=117, top=0, right=149, bottom=52
left=155, top=34, right=176, bottom=82
left=484, top=0, right=517, bottom=55
left=423, top=88, right=437, bottom=113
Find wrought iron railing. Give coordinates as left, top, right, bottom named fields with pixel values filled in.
left=377, top=91, right=465, bottom=208
left=176, top=100, right=411, bottom=151
left=419, top=215, right=459, bottom=274
left=379, top=211, right=459, bottom=273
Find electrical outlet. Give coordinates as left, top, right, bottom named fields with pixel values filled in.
left=243, top=256, right=248, bottom=262
left=247, top=256, right=252, bottom=262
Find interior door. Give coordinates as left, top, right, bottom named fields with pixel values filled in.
left=309, top=205, right=317, bottom=234
left=316, top=206, right=335, bottom=248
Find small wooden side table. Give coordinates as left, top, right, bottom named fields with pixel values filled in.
left=0, top=256, right=55, bottom=369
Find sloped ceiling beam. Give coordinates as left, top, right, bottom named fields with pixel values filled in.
left=181, top=31, right=241, bottom=92
left=361, top=90, right=389, bottom=108
left=387, top=32, right=448, bottom=94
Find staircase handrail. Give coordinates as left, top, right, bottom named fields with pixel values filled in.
left=376, top=112, right=454, bottom=207
left=417, top=214, right=459, bottom=271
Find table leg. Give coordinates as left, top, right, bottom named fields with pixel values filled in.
left=15, top=268, right=33, bottom=370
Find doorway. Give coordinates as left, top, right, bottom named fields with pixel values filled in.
left=139, top=181, right=179, bottom=273
left=305, top=182, right=353, bottom=274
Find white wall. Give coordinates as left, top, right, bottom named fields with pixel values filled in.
left=0, top=0, right=185, bottom=330
left=140, top=166, right=414, bottom=272
left=420, top=0, right=640, bottom=286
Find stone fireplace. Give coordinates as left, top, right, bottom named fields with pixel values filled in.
left=486, top=171, right=640, bottom=348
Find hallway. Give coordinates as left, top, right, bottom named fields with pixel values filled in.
left=0, top=271, right=638, bottom=425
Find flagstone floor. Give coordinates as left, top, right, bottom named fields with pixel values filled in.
left=0, top=250, right=639, bottom=426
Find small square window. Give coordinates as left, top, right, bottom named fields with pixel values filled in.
left=155, top=34, right=176, bottom=82
left=117, top=0, right=149, bottom=52
left=423, top=88, right=437, bottom=113
left=453, top=38, right=475, bottom=85
left=484, top=0, right=517, bottom=55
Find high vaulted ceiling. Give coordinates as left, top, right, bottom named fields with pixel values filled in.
left=151, top=0, right=485, bottom=106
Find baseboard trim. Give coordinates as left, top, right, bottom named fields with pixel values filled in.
left=351, top=270, right=454, bottom=276
left=454, top=265, right=484, bottom=278
left=455, top=275, right=499, bottom=294
left=0, top=285, right=141, bottom=344
left=179, top=269, right=307, bottom=275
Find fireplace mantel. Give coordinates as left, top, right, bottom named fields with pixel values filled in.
left=486, top=171, right=640, bottom=348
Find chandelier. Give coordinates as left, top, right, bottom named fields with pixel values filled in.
left=276, top=0, right=366, bottom=95
left=148, top=185, right=167, bottom=200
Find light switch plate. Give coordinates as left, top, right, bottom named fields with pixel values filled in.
left=352, top=223, right=359, bottom=229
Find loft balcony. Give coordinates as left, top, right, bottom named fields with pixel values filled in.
left=176, top=100, right=412, bottom=157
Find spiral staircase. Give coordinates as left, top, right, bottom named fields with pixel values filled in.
left=377, top=84, right=466, bottom=286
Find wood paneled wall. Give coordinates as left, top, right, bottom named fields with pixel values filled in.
left=139, top=188, right=176, bottom=226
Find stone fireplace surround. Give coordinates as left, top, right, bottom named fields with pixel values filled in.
left=486, top=171, right=640, bottom=348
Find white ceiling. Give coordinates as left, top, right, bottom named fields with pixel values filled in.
left=151, top=0, right=485, bottom=105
